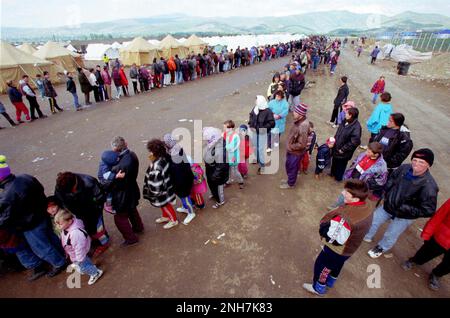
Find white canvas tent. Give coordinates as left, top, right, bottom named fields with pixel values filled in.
left=85, top=43, right=111, bottom=61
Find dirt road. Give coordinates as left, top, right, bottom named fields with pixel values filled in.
left=0, top=48, right=448, bottom=297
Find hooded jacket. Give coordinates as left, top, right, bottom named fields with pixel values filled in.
left=366, top=102, right=393, bottom=135
left=204, top=138, right=229, bottom=185
left=61, top=217, right=90, bottom=263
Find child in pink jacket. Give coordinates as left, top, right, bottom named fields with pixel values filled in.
left=55, top=209, right=103, bottom=286
left=190, top=163, right=207, bottom=209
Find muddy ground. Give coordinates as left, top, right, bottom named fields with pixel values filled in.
left=0, top=47, right=449, bottom=297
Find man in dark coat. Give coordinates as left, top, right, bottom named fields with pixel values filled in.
left=43, top=71, right=63, bottom=113
left=54, top=172, right=110, bottom=254
left=331, top=107, right=362, bottom=182
left=329, top=76, right=349, bottom=126
left=365, top=149, right=439, bottom=259
left=110, top=136, right=144, bottom=246
left=0, top=157, right=66, bottom=281
left=78, top=68, right=92, bottom=105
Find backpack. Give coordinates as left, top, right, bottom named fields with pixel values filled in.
left=319, top=215, right=352, bottom=246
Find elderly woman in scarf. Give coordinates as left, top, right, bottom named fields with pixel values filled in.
left=248, top=95, right=275, bottom=174
left=163, top=134, right=195, bottom=225
left=203, top=127, right=229, bottom=209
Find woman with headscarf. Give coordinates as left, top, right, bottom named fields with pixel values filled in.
left=248, top=95, right=275, bottom=174
left=203, top=127, right=229, bottom=209
left=163, top=134, right=196, bottom=225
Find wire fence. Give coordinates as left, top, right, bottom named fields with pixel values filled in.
left=376, top=32, right=450, bottom=53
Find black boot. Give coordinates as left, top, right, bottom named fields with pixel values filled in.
left=28, top=263, right=48, bottom=282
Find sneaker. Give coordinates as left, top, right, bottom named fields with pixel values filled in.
left=266, top=148, right=272, bottom=153
left=280, top=183, right=295, bottom=189
left=88, top=269, right=104, bottom=286
left=257, top=167, right=265, bottom=175
left=429, top=273, right=440, bottom=291
left=155, top=217, right=170, bottom=224
left=208, top=194, right=215, bottom=200
left=368, top=245, right=384, bottom=259
left=28, top=264, right=48, bottom=281
left=212, top=201, right=225, bottom=209
left=401, top=260, right=415, bottom=271
left=332, top=124, right=338, bottom=128
left=274, top=142, right=279, bottom=148
left=239, top=183, right=245, bottom=189
left=363, top=237, right=373, bottom=243
left=176, top=207, right=189, bottom=214
left=302, top=283, right=325, bottom=296
left=360, top=145, right=368, bottom=150
left=183, top=213, right=196, bottom=225
left=163, top=220, right=179, bottom=229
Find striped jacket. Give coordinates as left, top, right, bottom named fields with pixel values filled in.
left=143, top=157, right=175, bottom=208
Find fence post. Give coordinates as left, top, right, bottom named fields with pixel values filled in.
left=438, top=38, right=445, bottom=52
left=431, top=37, right=439, bottom=51
left=419, top=33, right=427, bottom=51
left=426, top=32, right=433, bottom=51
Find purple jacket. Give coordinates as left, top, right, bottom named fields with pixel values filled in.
left=61, top=217, right=91, bottom=263
left=343, top=152, right=388, bottom=191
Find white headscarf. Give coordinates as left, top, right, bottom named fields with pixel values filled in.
left=202, top=127, right=222, bottom=149
left=253, top=95, right=268, bottom=115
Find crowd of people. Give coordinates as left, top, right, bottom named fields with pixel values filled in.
left=0, top=35, right=447, bottom=295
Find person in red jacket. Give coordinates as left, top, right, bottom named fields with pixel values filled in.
left=401, top=199, right=450, bottom=291
left=119, top=65, right=129, bottom=96
left=370, top=76, right=385, bottom=104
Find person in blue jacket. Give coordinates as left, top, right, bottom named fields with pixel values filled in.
left=315, top=137, right=335, bottom=179
left=366, top=92, right=393, bottom=143
left=268, top=90, right=289, bottom=150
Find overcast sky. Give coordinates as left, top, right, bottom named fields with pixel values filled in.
left=1, top=0, right=449, bottom=28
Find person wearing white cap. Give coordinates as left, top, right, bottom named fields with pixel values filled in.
left=248, top=95, right=275, bottom=174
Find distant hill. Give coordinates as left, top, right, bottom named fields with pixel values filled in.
left=2, top=10, right=450, bottom=42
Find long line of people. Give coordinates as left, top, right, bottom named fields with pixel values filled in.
left=0, top=36, right=446, bottom=295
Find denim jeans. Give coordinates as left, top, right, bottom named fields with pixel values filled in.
left=71, top=93, right=81, bottom=109
left=176, top=71, right=183, bottom=84
left=250, top=131, right=267, bottom=167
left=76, top=257, right=100, bottom=276
left=372, top=93, right=379, bottom=104
left=16, top=219, right=66, bottom=269
left=364, top=206, right=415, bottom=251
left=330, top=64, right=337, bottom=73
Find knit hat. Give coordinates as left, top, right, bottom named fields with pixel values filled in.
left=412, top=148, right=434, bottom=167
left=294, top=103, right=308, bottom=116
left=239, top=124, right=248, bottom=132
left=0, top=155, right=11, bottom=181
left=326, top=137, right=336, bottom=145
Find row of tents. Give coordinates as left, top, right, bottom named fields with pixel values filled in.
left=85, top=34, right=208, bottom=64
left=0, top=41, right=85, bottom=93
